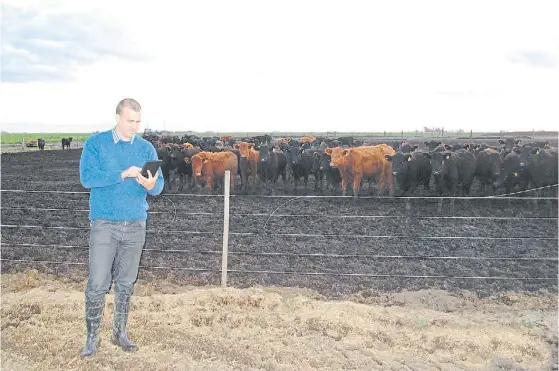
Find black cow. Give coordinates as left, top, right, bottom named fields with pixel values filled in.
left=171, top=147, right=201, bottom=190
left=256, top=145, right=287, bottom=191
left=61, top=137, right=73, bottom=150
left=286, top=144, right=316, bottom=192
left=423, top=150, right=475, bottom=196
left=493, top=150, right=527, bottom=194
left=156, top=147, right=175, bottom=192
left=385, top=151, right=432, bottom=196
left=313, top=151, right=341, bottom=191
left=38, top=138, right=46, bottom=150
left=498, top=137, right=521, bottom=155
left=474, top=148, right=503, bottom=195
left=523, top=147, right=558, bottom=196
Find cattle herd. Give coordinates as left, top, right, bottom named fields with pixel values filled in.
left=142, top=132, right=558, bottom=197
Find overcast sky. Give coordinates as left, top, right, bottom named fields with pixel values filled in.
left=1, top=0, right=558, bottom=133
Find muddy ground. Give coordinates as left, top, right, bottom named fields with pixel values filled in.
left=1, top=270, right=558, bottom=370
left=1, top=148, right=557, bottom=297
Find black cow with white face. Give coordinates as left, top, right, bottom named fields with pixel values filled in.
left=423, top=150, right=475, bottom=196
left=474, top=148, right=503, bottom=196
left=385, top=151, right=431, bottom=196
left=256, top=144, right=287, bottom=191
left=498, top=137, right=521, bottom=155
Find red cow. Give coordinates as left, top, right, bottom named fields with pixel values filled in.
left=190, top=151, right=238, bottom=191
left=325, top=144, right=395, bottom=197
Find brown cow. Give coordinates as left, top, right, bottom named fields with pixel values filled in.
left=191, top=151, right=238, bottom=191
left=325, top=144, right=395, bottom=197
left=233, top=142, right=259, bottom=192
left=299, top=136, right=316, bottom=144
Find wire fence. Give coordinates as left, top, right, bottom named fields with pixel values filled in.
left=1, top=206, right=557, bottom=220
left=1, top=181, right=558, bottom=287
left=1, top=186, right=558, bottom=198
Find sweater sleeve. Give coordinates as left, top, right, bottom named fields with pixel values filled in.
left=146, top=144, right=164, bottom=196
left=79, top=137, right=124, bottom=189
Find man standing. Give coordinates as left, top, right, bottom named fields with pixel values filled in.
left=78, top=98, right=164, bottom=357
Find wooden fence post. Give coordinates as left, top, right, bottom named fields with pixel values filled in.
left=221, top=170, right=231, bottom=287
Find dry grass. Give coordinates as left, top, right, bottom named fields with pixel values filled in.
left=1, top=270, right=557, bottom=370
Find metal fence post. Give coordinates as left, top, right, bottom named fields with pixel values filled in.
left=221, top=170, right=231, bottom=287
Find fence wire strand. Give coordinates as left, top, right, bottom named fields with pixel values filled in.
left=1, top=224, right=556, bottom=240
left=3, top=243, right=557, bottom=261
left=2, top=206, right=556, bottom=220
left=1, top=259, right=555, bottom=280
left=1, top=188, right=557, bottom=200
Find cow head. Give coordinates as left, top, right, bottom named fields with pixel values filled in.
left=191, top=152, right=210, bottom=177
left=494, top=151, right=521, bottom=188
left=425, top=140, right=442, bottom=151
left=385, top=152, right=412, bottom=177
left=519, top=146, right=534, bottom=169
left=289, top=145, right=305, bottom=166
left=325, top=147, right=349, bottom=168
left=423, top=151, right=451, bottom=177
left=498, top=137, right=521, bottom=155
left=257, top=145, right=274, bottom=163
left=236, top=142, right=254, bottom=158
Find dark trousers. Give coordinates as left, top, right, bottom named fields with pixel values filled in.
left=85, top=219, right=146, bottom=303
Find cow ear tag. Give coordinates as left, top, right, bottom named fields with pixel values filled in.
left=203, top=158, right=209, bottom=163
left=407, top=156, right=412, bottom=161
left=445, top=153, right=451, bottom=159
left=514, top=172, right=518, bottom=177
left=536, top=149, right=540, bottom=155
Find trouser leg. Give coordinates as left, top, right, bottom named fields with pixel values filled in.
left=81, top=219, right=117, bottom=357
left=111, top=220, right=146, bottom=352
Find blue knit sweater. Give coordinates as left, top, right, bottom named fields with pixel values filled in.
left=79, top=129, right=164, bottom=221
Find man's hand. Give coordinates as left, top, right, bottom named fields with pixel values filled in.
left=136, top=170, right=159, bottom=190
left=121, top=166, right=143, bottom=180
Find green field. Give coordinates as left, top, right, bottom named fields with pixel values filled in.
left=0, top=133, right=94, bottom=145
left=2, top=130, right=555, bottom=145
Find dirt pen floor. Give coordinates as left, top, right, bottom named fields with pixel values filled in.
left=1, top=140, right=558, bottom=370
left=2, top=270, right=558, bottom=370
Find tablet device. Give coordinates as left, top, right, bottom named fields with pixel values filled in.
left=141, top=160, right=162, bottom=177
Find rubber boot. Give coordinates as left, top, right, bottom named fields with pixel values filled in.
left=111, top=293, right=138, bottom=352
left=80, top=298, right=105, bottom=357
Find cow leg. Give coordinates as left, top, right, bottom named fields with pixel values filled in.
left=229, top=173, right=235, bottom=195
left=251, top=174, right=257, bottom=194
left=352, top=175, right=362, bottom=198
left=163, top=169, right=171, bottom=191
left=303, top=174, right=309, bottom=195
left=407, top=180, right=418, bottom=196
left=423, top=178, right=430, bottom=193
left=385, top=170, right=394, bottom=197
left=450, top=180, right=458, bottom=197
left=377, top=169, right=387, bottom=196
left=178, top=173, right=184, bottom=191
left=281, top=171, right=288, bottom=194
left=341, top=178, right=348, bottom=196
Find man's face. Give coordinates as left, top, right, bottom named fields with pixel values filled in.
left=115, top=107, right=141, bottom=140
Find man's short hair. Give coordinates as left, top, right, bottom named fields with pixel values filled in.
left=116, top=98, right=142, bottom=115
